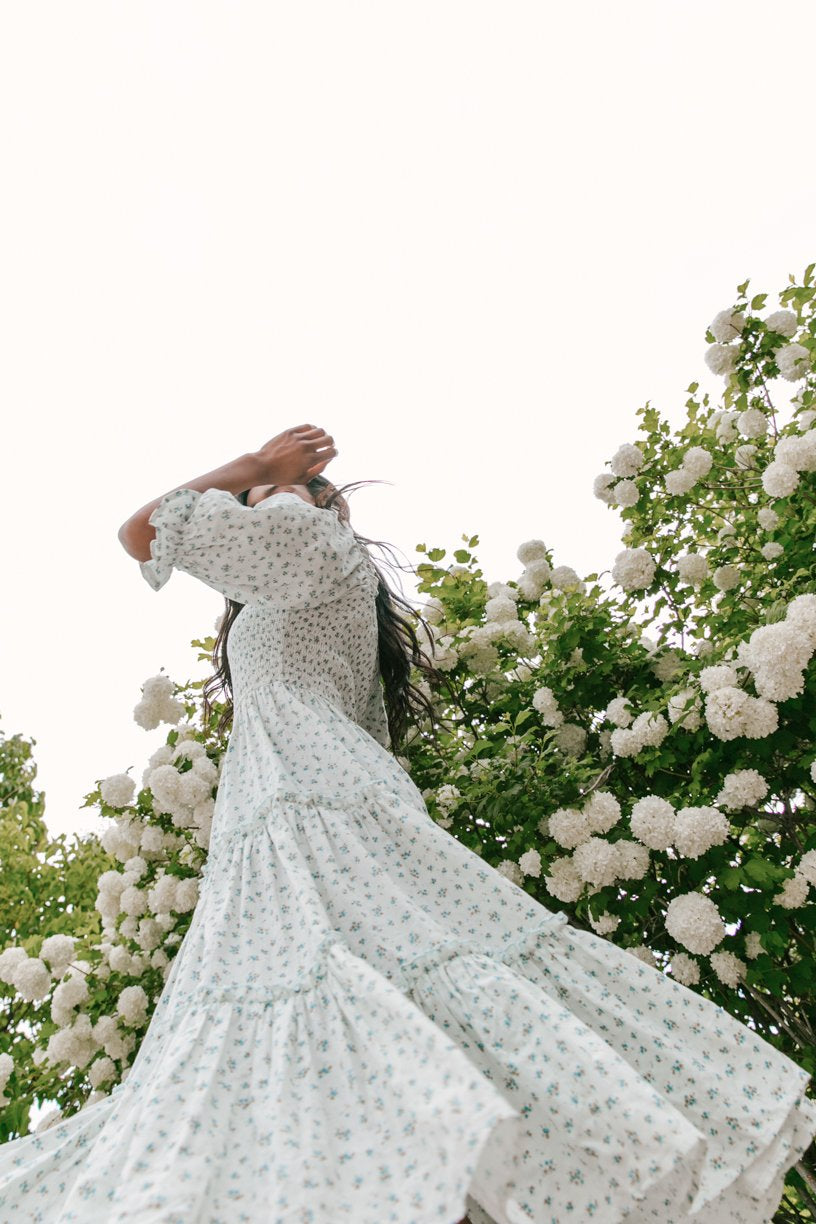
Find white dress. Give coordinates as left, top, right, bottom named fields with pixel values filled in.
left=1, top=487, right=814, bottom=1224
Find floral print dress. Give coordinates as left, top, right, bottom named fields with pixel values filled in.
left=1, top=487, right=814, bottom=1224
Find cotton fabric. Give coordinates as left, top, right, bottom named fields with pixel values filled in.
left=1, top=486, right=814, bottom=1223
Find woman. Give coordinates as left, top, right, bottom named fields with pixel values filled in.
left=1, top=423, right=814, bottom=1223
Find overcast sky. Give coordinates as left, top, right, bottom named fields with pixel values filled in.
left=1, top=1, right=814, bottom=841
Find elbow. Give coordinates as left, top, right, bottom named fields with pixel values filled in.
left=118, top=520, right=154, bottom=564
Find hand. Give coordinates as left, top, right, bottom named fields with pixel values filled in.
left=252, top=424, right=338, bottom=487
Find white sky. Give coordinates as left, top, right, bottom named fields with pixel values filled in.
left=1, top=1, right=814, bottom=841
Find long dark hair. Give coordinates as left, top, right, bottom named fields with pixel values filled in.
left=200, top=475, right=447, bottom=751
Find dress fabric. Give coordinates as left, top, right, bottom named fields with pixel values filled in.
left=1, top=487, right=815, bottom=1224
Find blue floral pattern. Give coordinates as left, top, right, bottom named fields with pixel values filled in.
left=1, top=486, right=814, bottom=1222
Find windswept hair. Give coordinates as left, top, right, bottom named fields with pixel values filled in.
left=201, top=476, right=447, bottom=752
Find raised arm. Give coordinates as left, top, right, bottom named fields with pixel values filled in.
left=118, top=425, right=337, bottom=562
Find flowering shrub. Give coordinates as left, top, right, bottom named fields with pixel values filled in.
left=1, top=265, right=815, bottom=1211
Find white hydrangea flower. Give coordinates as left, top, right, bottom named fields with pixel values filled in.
left=572, top=837, right=620, bottom=887
left=553, top=723, right=587, bottom=757
left=484, top=595, right=517, bottom=623
left=704, top=343, right=739, bottom=377
left=435, top=784, right=461, bottom=814
left=757, top=506, right=780, bottom=531
left=517, top=560, right=552, bottom=600
left=614, top=839, right=651, bottom=880
left=422, top=597, right=445, bottom=625
left=666, top=688, right=702, bottom=731
left=593, top=472, right=616, bottom=505
left=693, top=638, right=714, bottom=658
left=665, top=892, right=725, bottom=955
left=631, top=710, right=669, bottom=749
left=651, top=650, right=683, bottom=683
left=583, top=791, right=622, bottom=836
left=760, top=541, right=783, bottom=561
left=737, top=621, right=813, bottom=702
left=709, top=309, right=746, bottom=342
left=12, top=957, right=52, bottom=1002
left=797, top=408, right=816, bottom=430
left=744, top=931, right=764, bottom=960
left=543, top=854, right=584, bottom=903
left=630, top=795, right=676, bottom=851
left=776, top=341, right=811, bottom=381
left=764, top=309, right=798, bottom=337
left=673, top=806, right=730, bottom=859
left=712, top=565, right=740, bottom=592
left=613, top=479, right=639, bottom=508
left=669, top=951, right=700, bottom=986
left=604, top=696, right=634, bottom=728
left=736, top=407, right=768, bottom=438
left=610, top=443, right=645, bottom=477
left=786, top=593, right=816, bottom=649
left=116, top=984, right=149, bottom=1026
left=517, top=539, right=548, bottom=565
left=548, top=807, right=592, bottom=849
left=684, top=447, right=714, bottom=479
left=39, top=934, right=76, bottom=973
left=609, top=727, right=639, bottom=758
left=761, top=460, right=800, bottom=498
left=518, top=849, right=542, bottom=878
left=676, top=553, right=709, bottom=588
left=774, top=874, right=810, bottom=909
left=709, top=950, right=746, bottom=988
left=611, top=547, right=656, bottom=592
left=716, top=769, right=769, bottom=810
left=531, top=686, right=564, bottom=728
left=495, top=860, right=522, bottom=887
left=587, top=910, right=621, bottom=936
left=627, top=945, right=658, bottom=968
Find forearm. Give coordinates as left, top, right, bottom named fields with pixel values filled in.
left=118, top=451, right=262, bottom=561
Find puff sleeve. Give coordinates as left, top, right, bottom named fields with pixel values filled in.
left=139, top=488, right=368, bottom=608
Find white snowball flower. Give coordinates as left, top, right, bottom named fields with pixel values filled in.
left=518, top=848, right=542, bottom=878
left=496, top=860, right=523, bottom=886
left=517, top=560, right=552, bottom=600
left=549, top=807, right=592, bottom=849
left=631, top=711, right=669, bottom=749
left=664, top=467, right=697, bottom=496
left=737, top=621, right=813, bottom=702
left=609, top=727, right=639, bottom=758
left=712, top=565, right=740, bottom=592
left=673, top=806, right=730, bottom=859
left=572, top=837, right=620, bottom=887
left=693, top=638, right=714, bottom=658
left=716, top=769, right=769, bottom=810
left=744, top=931, right=764, bottom=959
left=757, top=507, right=780, bottom=531
left=100, top=774, right=137, bottom=809
left=630, top=795, right=676, bottom=850
left=487, top=582, right=519, bottom=602
left=614, top=840, right=651, bottom=880
left=435, top=784, right=461, bottom=814
left=787, top=593, right=816, bottom=649
left=736, top=407, right=768, bottom=438
left=588, top=911, right=621, bottom=936
left=532, top=686, right=564, bottom=728
left=760, top=541, right=783, bottom=561
left=698, top=663, right=739, bottom=693
left=625, top=945, right=657, bottom=969
left=116, top=985, right=149, bottom=1027
left=550, top=565, right=585, bottom=593
left=612, top=479, right=639, bottom=508
left=517, top=539, right=548, bottom=565
left=422, top=597, right=445, bottom=625
left=761, top=460, right=800, bottom=498
left=676, top=554, right=709, bottom=588
left=12, top=957, right=52, bottom=1002
left=612, top=547, right=656, bottom=592
left=774, top=874, right=810, bottom=909
left=553, top=723, right=587, bottom=757
left=651, top=650, right=683, bottom=683
left=603, top=697, right=633, bottom=729
left=705, top=686, right=778, bottom=742
left=764, top=309, right=798, bottom=337
left=775, top=431, right=816, bottom=472
left=704, top=343, right=739, bottom=377
left=665, top=892, right=725, bottom=955
left=543, top=854, right=584, bottom=903
left=484, top=595, right=517, bottom=623
left=683, top=447, right=714, bottom=479
left=709, top=309, right=746, bottom=342
left=666, top=688, right=702, bottom=731
left=734, top=444, right=758, bottom=470
left=610, top=443, right=645, bottom=477
left=669, top=952, right=700, bottom=986
left=795, top=849, right=816, bottom=886
left=593, top=472, right=616, bottom=505
left=798, top=408, right=816, bottom=430
left=709, top=950, right=746, bottom=988
left=583, top=791, right=622, bottom=836
left=776, top=342, right=811, bottom=381
left=39, top=934, right=76, bottom=973
left=716, top=411, right=740, bottom=443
